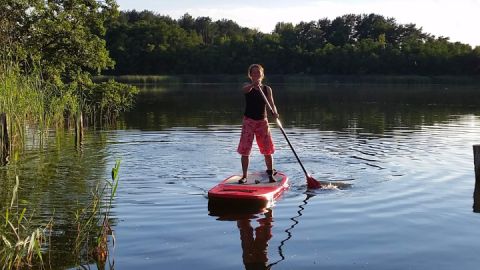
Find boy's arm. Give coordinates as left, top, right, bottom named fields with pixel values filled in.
left=266, top=86, right=279, bottom=118
left=242, top=82, right=253, bottom=93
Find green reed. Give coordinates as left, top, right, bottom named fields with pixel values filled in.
left=0, top=159, right=121, bottom=269
left=74, top=160, right=121, bottom=267
left=95, top=74, right=180, bottom=84
left=0, top=176, right=49, bottom=270
left=0, top=57, right=79, bottom=149
left=97, top=74, right=480, bottom=85
left=0, top=60, right=44, bottom=145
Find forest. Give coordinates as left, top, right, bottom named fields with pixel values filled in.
left=105, top=11, right=480, bottom=76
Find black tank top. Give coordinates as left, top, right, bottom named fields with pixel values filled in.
left=244, top=85, right=268, bottom=120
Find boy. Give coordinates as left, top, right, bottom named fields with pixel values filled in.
left=237, top=64, right=279, bottom=183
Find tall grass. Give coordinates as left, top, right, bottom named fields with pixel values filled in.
left=0, top=160, right=122, bottom=269
left=0, top=57, right=79, bottom=158
left=1, top=57, right=124, bottom=267
left=96, top=74, right=480, bottom=85
left=0, top=59, right=45, bottom=146
left=74, top=160, right=121, bottom=267
left=0, top=176, right=49, bottom=269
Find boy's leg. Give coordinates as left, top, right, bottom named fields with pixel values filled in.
left=264, top=155, right=273, bottom=171
left=256, top=119, right=275, bottom=182
left=255, top=120, right=275, bottom=157
left=238, top=117, right=255, bottom=183
left=264, top=155, right=276, bottom=182
left=241, top=155, right=249, bottom=178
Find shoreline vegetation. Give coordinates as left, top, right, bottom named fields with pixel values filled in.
left=1, top=1, right=131, bottom=267
left=95, top=74, right=480, bottom=85
left=1, top=0, right=139, bottom=158
left=0, top=162, right=121, bottom=269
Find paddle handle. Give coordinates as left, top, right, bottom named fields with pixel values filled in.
left=256, top=86, right=310, bottom=177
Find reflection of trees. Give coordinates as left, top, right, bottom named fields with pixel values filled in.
left=0, top=131, right=111, bottom=269
left=122, top=84, right=243, bottom=129
left=277, top=84, right=480, bottom=133
left=121, top=83, right=480, bottom=133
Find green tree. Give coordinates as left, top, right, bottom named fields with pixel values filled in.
left=326, top=14, right=359, bottom=46
left=1, top=0, right=138, bottom=122
left=102, top=11, right=480, bottom=76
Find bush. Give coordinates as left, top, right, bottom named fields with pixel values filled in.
left=85, top=80, right=139, bottom=122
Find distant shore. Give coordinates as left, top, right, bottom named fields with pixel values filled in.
left=95, top=74, right=480, bottom=85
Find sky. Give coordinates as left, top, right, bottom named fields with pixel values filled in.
left=116, top=0, right=480, bottom=47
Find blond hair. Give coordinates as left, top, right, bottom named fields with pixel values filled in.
left=247, top=64, right=264, bottom=80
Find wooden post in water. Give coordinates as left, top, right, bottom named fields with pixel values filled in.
left=473, top=145, right=480, bottom=212
left=0, top=113, right=10, bottom=165
left=75, top=111, right=84, bottom=147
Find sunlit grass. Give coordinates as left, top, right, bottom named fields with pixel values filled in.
left=0, top=157, right=122, bottom=269
left=74, top=160, right=121, bottom=267
left=96, top=74, right=480, bottom=85
left=0, top=176, right=49, bottom=270
left=0, top=58, right=79, bottom=150
left=96, top=74, right=180, bottom=84
left=0, top=60, right=45, bottom=146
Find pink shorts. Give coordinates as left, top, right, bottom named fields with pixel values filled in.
left=237, top=116, right=275, bottom=156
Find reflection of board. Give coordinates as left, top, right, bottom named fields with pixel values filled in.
left=208, top=171, right=289, bottom=203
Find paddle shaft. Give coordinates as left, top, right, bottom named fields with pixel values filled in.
left=256, top=86, right=310, bottom=177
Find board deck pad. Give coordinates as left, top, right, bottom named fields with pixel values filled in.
left=208, top=171, right=289, bottom=202
left=224, top=173, right=282, bottom=185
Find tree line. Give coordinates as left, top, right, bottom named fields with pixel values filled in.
left=104, top=11, right=480, bottom=76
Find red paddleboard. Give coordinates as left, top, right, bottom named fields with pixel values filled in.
left=208, top=171, right=289, bottom=205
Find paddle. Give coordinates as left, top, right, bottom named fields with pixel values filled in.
left=256, top=85, right=322, bottom=189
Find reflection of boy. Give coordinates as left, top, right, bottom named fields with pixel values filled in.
left=237, top=210, right=273, bottom=270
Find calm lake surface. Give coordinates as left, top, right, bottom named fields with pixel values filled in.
left=2, top=83, right=480, bottom=269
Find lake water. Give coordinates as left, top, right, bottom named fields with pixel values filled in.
left=2, top=83, right=480, bottom=269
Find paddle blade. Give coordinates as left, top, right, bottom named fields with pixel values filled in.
left=307, top=175, right=322, bottom=189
